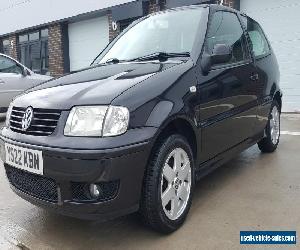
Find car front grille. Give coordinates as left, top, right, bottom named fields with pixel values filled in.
left=5, top=165, right=58, bottom=203
left=9, top=107, right=61, bottom=136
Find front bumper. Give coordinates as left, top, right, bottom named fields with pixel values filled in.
left=0, top=128, right=155, bottom=220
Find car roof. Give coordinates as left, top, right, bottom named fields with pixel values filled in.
left=153, top=4, right=245, bottom=17
left=207, top=4, right=239, bottom=13
left=157, top=4, right=257, bottom=26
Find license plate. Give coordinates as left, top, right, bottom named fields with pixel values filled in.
left=5, top=143, right=43, bottom=175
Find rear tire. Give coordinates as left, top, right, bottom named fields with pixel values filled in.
left=140, top=134, right=195, bottom=234
left=258, top=101, right=281, bottom=153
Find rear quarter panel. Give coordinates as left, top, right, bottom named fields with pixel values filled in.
left=254, top=50, right=281, bottom=135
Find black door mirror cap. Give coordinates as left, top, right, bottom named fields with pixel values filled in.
left=211, top=44, right=232, bottom=65
left=201, top=44, right=232, bottom=75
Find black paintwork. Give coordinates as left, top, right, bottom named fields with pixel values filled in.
left=0, top=4, right=282, bottom=219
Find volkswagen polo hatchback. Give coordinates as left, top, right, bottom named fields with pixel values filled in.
left=0, top=5, right=282, bottom=233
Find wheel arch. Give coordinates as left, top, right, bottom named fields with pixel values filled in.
left=150, top=116, right=199, bottom=162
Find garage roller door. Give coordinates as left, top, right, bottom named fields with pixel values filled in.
left=68, top=16, right=109, bottom=71
left=241, top=0, right=300, bottom=112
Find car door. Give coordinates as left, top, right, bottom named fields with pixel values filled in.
left=196, top=10, right=260, bottom=162
left=0, top=55, right=35, bottom=110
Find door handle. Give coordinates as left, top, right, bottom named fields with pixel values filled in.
left=250, top=73, right=259, bottom=82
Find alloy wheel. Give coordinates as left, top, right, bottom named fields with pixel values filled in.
left=160, top=148, right=192, bottom=221
left=270, top=106, right=280, bottom=144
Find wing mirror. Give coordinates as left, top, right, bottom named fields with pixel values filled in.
left=211, top=44, right=232, bottom=65
left=21, top=67, right=30, bottom=77
left=201, top=44, right=232, bottom=75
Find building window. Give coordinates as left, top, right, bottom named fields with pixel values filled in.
left=18, top=28, right=49, bottom=75
left=1, top=39, right=10, bottom=55
left=19, top=34, right=28, bottom=43
left=29, top=32, right=39, bottom=41
left=41, top=29, right=49, bottom=38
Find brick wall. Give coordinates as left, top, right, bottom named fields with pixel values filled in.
left=148, top=0, right=167, bottom=13
left=48, top=24, right=65, bottom=77
left=215, top=0, right=237, bottom=9
left=148, top=0, right=160, bottom=13
left=108, top=11, right=120, bottom=42
left=5, top=35, right=18, bottom=59
left=222, top=0, right=235, bottom=8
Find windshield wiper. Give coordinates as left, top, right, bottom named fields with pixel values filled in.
left=103, top=52, right=190, bottom=64
left=129, top=52, right=190, bottom=62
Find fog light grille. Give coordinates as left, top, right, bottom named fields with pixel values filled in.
left=71, top=181, right=119, bottom=203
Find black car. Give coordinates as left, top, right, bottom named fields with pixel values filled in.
left=0, top=4, right=282, bottom=233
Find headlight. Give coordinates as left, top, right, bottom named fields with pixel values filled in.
left=5, top=103, right=13, bottom=127
left=64, top=106, right=129, bottom=137
left=102, top=106, right=129, bottom=137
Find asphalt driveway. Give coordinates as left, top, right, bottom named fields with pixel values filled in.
left=0, top=114, right=299, bottom=250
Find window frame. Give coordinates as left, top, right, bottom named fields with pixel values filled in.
left=202, top=10, right=253, bottom=71
left=240, top=15, right=272, bottom=61
left=1, top=38, right=11, bottom=55
left=17, top=28, right=49, bottom=75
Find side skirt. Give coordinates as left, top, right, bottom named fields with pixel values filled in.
left=195, top=132, right=264, bottom=181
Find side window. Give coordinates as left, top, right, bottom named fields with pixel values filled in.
left=0, top=56, right=23, bottom=74
left=243, top=17, right=270, bottom=58
left=205, top=11, right=249, bottom=65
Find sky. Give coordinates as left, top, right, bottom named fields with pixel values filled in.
left=0, top=0, right=135, bottom=36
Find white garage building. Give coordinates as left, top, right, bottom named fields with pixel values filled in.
left=240, top=0, right=300, bottom=112
left=68, top=17, right=110, bottom=72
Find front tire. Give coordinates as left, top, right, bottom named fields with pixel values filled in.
left=258, top=101, right=281, bottom=153
left=140, top=134, right=195, bottom=233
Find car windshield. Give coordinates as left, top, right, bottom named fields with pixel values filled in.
left=94, top=8, right=205, bottom=64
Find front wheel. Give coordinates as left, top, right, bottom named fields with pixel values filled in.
left=140, top=134, right=195, bottom=233
left=258, top=101, right=281, bottom=153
